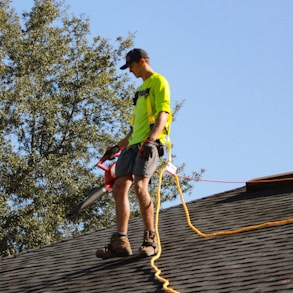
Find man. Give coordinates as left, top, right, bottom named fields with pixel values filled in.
left=96, top=48, right=171, bottom=259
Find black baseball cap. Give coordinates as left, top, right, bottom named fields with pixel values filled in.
left=120, top=48, right=149, bottom=70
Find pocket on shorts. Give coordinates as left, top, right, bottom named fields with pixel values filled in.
left=134, top=144, right=159, bottom=177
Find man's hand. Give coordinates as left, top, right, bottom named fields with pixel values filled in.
left=103, top=145, right=121, bottom=160
left=139, top=139, right=157, bottom=160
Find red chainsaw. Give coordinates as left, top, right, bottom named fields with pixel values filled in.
left=68, top=153, right=119, bottom=217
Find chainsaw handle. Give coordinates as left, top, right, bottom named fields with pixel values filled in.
left=96, top=153, right=120, bottom=171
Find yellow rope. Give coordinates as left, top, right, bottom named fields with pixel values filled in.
left=172, top=173, right=293, bottom=237
left=151, top=168, right=293, bottom=293
left=151, top=167, right=180, bottom=293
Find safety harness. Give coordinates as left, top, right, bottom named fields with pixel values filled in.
left=131, top=88, right=172, bottom=162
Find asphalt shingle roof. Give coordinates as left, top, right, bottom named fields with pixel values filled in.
left=1, top=173, right=293, bottom=292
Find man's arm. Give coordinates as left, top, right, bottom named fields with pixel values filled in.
left=117, top=128, right=133, bottom=148
left=148, top=111, right=169, bottom=141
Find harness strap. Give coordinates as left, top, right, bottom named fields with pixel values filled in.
left=131, top=88, right=172, bottom=162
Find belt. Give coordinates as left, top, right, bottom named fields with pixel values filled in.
left=128, top=139, right=162, bottom=149
left=127, top=143, right=141, bottom=151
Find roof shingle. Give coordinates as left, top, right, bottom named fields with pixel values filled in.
left=1, top=175, right=293, bottom=292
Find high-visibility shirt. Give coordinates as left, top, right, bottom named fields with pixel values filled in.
left=129, top=72, right=171, bottom=146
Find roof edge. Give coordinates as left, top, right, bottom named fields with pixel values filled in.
left=246, top=172, right=293, bottom=192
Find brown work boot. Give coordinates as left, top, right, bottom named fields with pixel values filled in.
left=139, top=230, right=158, bottom=257
left=96, top=232, right=133, bottom=259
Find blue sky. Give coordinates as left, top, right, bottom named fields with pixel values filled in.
left=11, top=0, right=293, bottom=206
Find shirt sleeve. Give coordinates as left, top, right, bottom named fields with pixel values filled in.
left=152, top=74, right=171, bottom=115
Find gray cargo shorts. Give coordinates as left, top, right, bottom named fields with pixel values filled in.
left=115, top=143, right=159, bottom=178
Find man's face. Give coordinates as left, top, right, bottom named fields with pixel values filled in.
left=128, top=60, right=143, bottom=78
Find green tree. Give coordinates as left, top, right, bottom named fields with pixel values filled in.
left=0, top=0, right=196, bottom=257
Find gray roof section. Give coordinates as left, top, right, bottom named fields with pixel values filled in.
left=1, top=176, right=293, bottom=292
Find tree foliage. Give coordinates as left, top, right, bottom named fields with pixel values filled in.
left=0, top=0, right=196, bottom=257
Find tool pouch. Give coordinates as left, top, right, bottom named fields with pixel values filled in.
left=156, top=141, right=165, bottom=157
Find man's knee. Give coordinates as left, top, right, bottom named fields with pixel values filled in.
left=134, top=176, right=150, bottom=194
left=112, top=175, right=132, bottom=196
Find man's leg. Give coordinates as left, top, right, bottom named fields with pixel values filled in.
left=112, top=175, right=133, bottom=234
left=96, top=175, right=133, bottom=259
left=96, top=147, right=138, bottom=259
left=133, top=142, right=159, bottom=257
left=134, top=175, right=158, bottom=257
left=133, top=176, right=154, bottom=231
